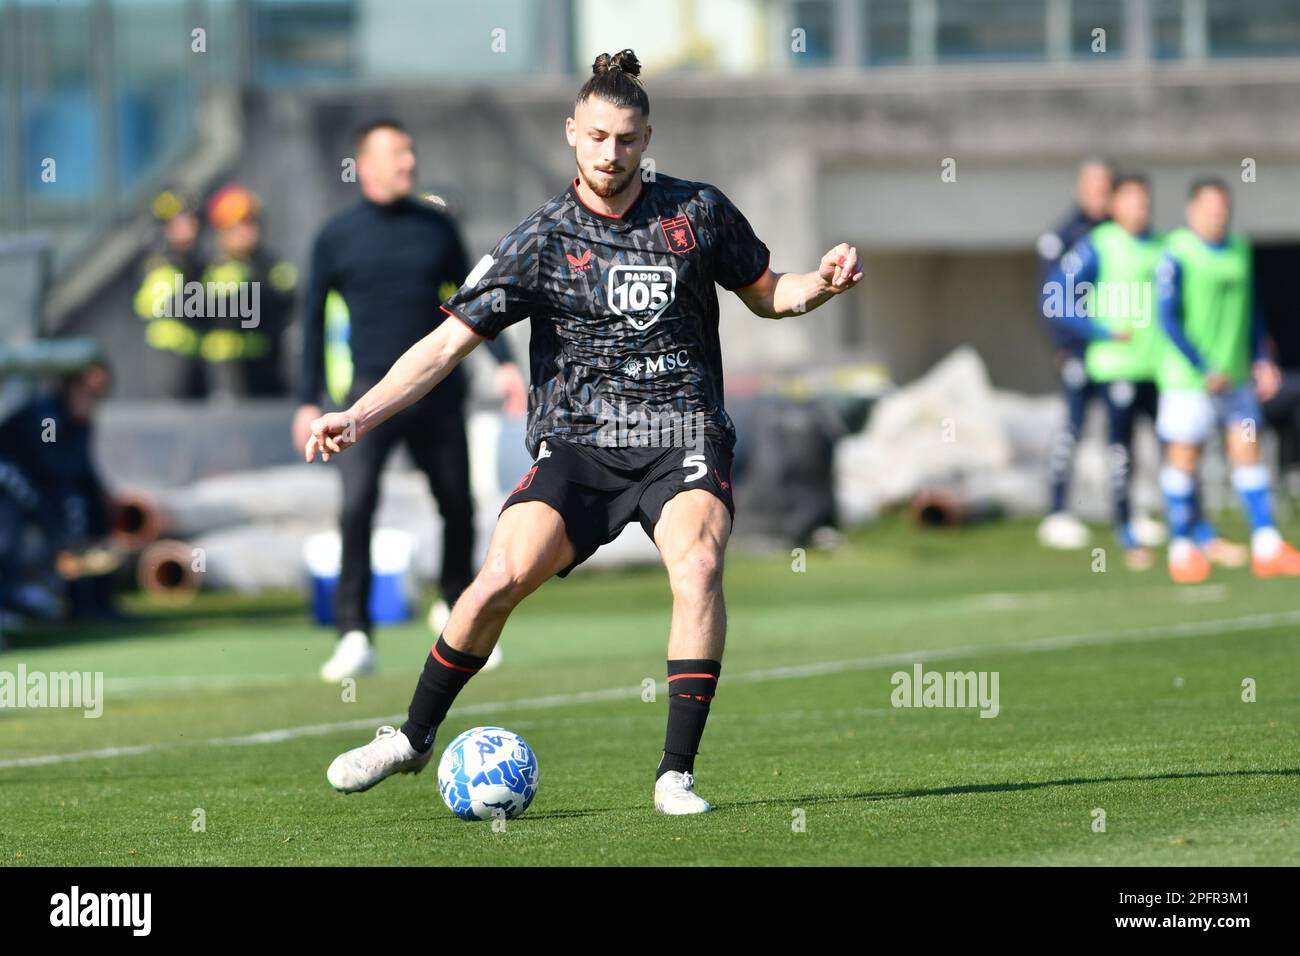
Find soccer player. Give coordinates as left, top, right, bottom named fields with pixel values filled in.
left=1155, top=178, right=1300, bottom=582
left=1036, top=159, right=1113, bottom=550
left=309, top=49, right=863, bottom=813
left=295, top=118, right=527, bottom=681
left=1043, top=174, right=1162, bottom=570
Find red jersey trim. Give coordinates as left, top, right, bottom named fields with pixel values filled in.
left=441, top=303, right=495, bottom=341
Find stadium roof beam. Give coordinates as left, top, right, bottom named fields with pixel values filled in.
left=1045, top=0, right=1070, bottom=62
left=910, top=0, right=937, bottom=66
left=833, top=0, right=863, bottom=69
left=1126, top=0, right=1152, bottom=67
left=1182, top=0, right=1208, bottom=61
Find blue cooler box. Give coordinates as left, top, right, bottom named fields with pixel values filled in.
left=304, top=528, right=415, bottom=626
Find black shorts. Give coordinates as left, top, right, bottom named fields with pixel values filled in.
left=500, top=434, right=736, bottom=577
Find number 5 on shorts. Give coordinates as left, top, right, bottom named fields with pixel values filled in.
left=683, top=453, right=707, bottom=482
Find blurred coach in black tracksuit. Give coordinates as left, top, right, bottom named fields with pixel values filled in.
left=295, top=117, right=525, bottom=681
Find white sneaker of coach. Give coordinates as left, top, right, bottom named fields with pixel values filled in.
left=326, top=725, right=431, bottom=793
left=320, top=630, right=377, bottom=682
left=428, top=599, right=503, bottom=671
left=654, top=770, right=713, bottom=815
left=428, top=598, right=451, bottom=634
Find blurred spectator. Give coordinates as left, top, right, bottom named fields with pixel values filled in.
left=0, top=451, right=61, bottom=626
left=201, top=184, right=298, bottom=397
left=0, top=361, right=119, bottom=621
left=133, top=189, right=210, bottom=398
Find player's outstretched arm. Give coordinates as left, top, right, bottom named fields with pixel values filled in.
left=734, top=242, right=863, bottom=320
left=305, top=317, right=483, bottom=462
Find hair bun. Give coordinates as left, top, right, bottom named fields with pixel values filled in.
left=610, top=49, right=641, bottom=77
left=592, top=49, right=641, bottom=78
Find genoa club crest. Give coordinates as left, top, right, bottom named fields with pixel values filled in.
left=660, top=214, right=696, bottom=254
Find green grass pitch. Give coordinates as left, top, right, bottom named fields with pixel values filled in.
left=2, top=517, right=1297, bottom=866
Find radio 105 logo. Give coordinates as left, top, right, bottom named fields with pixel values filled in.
left=608, top=265, right=676, bottom=331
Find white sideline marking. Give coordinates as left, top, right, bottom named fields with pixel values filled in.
left=3, top=609, right=1298, bottom=771
left=105, top=674, right=303, bottom=693
left=1, top=743, right=159, bottom=768
left=91, top=582, right=1216, bottom=696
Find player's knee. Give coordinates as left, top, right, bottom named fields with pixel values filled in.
left=1166, top=443, right=1200, bottom=471
left=470, top=560, right=536, bottom=616
left=668, top=546, right=723, bottom=601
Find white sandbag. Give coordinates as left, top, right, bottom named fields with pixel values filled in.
left=834, top=346, right=1010, bottom=521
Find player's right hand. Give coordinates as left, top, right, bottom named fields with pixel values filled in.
left=1204, top=370, right=1231, bottom=394
left=292, top=404, right=322, bottom=452
left=1253, top=359, right=1282, bottom=403
left=818, top=242, right=863, bottom=293
left=306, top=411, right=359, bottom=463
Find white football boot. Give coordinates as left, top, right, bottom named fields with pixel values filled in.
left=326, top=725, right=431, bottom=793
left=428, top=599, right=503, bottom=671
left=654, top=771, right=713, bottom=815
left=320, top=630, right=376, bottom=682
left=1036, top=512, right=1090, bottom=550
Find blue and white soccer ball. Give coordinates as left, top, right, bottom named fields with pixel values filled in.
left=437, top=726, right=539, bottom=821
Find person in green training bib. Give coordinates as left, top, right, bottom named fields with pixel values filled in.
left=1042, top=174, right=1165, bottom=570
left=1155, top=177, right=1300, bottom=583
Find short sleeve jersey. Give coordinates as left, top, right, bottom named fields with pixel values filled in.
left=441, top=174, right=770, bottom=457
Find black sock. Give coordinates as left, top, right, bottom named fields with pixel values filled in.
left=400, top=635, right=489, bottom=754
left=656, top=658, right=721, bottom=781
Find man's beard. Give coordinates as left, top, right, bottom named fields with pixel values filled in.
left=578, top=160, right=638, bottom=199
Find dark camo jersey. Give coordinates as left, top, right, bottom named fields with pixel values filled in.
left=441, top=174, right=770, bottom=458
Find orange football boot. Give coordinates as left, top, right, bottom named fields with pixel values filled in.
left=1169, top=548, right=1212, bottom=584
left=1252, top=541, right=1300, bottom=578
